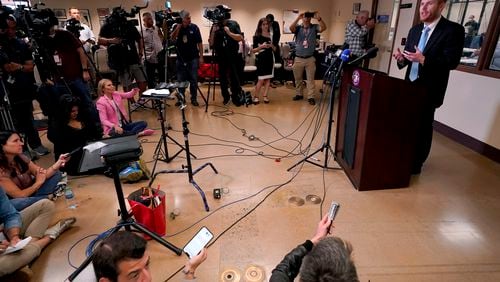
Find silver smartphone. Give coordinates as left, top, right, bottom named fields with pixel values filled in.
left=183, top=226, right=213, bottom=258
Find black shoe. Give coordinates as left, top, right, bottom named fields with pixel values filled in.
left=292, top=95, right=304, bottom=101
left=223, top=96, right=230, bottom=105
left=231, top=95, right=242, bottom=107
left=308, top=98, right=316, bottom=105
left=191, top=100, right=199, bottom=107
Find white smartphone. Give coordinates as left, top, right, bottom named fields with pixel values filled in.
left=183, top=227, right=213, bottom=258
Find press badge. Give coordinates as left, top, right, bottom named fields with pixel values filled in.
left=53, top=54, right=62, bottom=66
left=183, top=35, right=188, bottom=43
left=7, top=75, right=15, bottom=84
left=303, top=40, right=308, bottom=48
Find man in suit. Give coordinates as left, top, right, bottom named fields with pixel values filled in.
left=393, top=0, right=464, bottom=174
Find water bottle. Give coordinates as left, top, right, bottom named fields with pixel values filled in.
left=64, top=186, right=78, bottom=209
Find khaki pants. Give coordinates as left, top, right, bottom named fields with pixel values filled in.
left=292, top=56, right=316, bottom=99
left=0, top=199, right=54, bottom=276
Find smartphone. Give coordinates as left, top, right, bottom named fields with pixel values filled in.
left=304, top=12, right=315, bottom=18
left=183, top=227, right=213, bottom=258
left=328, top=202, right=340, bottom=221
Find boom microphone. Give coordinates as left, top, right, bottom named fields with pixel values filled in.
left=348, top=46, right=379, bottom=65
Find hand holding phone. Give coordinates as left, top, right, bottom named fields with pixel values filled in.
left=183, top=227, right=213, bottom=258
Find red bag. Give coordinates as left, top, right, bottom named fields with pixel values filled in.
left=127, top=188, right=166, bottom=240
left=198, top=63, right=219, bottom=80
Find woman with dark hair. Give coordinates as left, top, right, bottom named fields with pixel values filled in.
left=0, top=131, right=69, bottom=210
left=252, top=17, right=275, bottom=104
left=53, top=95, right=103, bottom=175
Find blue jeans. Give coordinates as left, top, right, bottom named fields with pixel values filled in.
left=110, top=121, right=147, bottom=136
left=9, top=171, right=62, bottom=211
left=176, top=58, right=199, bottom=101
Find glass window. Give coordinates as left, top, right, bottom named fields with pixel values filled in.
left=489, top=36, right=500, bottom=70
left=441, top=0, right=500, bottom=77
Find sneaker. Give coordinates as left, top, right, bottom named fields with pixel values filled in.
left=60, top=172, right=68, bottom=185
left=308, top=98, right=316, bottom=105
left=223, top=96, right=230, bottom=105
left=132, top=159, right=151, bottom=180
left=53, top=183, right=66, bottom=198
left=32, top=145, right=50, bottom=156
left=119, top=166, right=143, bottom=183
left=139, top=129, right=155, bottom=136
left=191, top=100, right=199, bottom=107
left=292, top=95, right=304, bottom=101
left=44, top=217, right=76, bottom=240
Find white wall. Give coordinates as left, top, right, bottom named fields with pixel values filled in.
left=436, top=71, right=500, bottom=149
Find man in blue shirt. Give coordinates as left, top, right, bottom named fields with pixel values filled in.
left=172, top=10, right=204, bottom=107
left=289, top=11, right=327, bottom=105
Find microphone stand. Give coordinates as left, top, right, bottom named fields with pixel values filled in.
left=287, top=52, right=350, bottom=171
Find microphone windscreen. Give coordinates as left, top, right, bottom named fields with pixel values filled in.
left=366, top=46, right=379, bottom=56
left=340, top=49, right=351, bottom=62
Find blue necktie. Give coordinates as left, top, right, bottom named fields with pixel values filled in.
left=409, top=26, right=430, bottom=81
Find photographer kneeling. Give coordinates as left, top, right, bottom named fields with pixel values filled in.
left=207, top=5, right=244, bottom=106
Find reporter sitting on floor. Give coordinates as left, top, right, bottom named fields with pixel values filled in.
left=270, top=213, right=359, bottom=282
left=0, top=188, right=76, bottom=277
left=93, top=231, right=207, bottom=281
left=53, top=95, right=104, bottom=176
left=0, top=131, right=69, bottom=211
left=96, top=79, right=154, bottom=137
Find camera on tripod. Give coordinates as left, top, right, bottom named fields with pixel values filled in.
left=203, top=5, right=231, bottom=23
left=154, top=10, right=182, bottom=28
left=106, top=6, right=140, bottom=27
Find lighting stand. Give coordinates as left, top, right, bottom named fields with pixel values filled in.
left=149, top=94, right=195, bottom=177
left=149, top=93, right=218, bottom=211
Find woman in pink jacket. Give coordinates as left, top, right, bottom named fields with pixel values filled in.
left=96, top=79, right=154, bottom=137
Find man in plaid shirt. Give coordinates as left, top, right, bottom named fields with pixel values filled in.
left=344, top=10, right=375, bottom=63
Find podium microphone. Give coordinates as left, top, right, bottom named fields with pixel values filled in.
left=340, top=49, right=351, bottom=63
left=348, top=47, right=379, bottom=65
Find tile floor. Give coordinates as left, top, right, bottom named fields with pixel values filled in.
left=20, top=82, right=500, bottom=281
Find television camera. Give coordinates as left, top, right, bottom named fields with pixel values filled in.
left=154, top=10, right=182, bottom=28
left=203, top=4, right=231, bottom=23
left=65, top=18, right=84, bottom=38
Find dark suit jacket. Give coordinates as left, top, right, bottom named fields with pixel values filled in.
left=398, top=17, right=464, bottom=108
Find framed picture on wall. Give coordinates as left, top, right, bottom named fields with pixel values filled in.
left=353, top=3, right=361, bottom=15
left=80, top=9, right=92, bottom=29
left=53, top=9, right=66, bottom=19
left=283, top=9, right=299, bottom=34
left=97, top=8, right=110, bottom=17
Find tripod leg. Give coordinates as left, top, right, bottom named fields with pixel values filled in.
left=190, top=179, right=210, bottom=212
left=192, top=162, right=218, bottom=176
left=131, top=222, right=183, bottom=255
left=198, top=86, right=207, bottom=105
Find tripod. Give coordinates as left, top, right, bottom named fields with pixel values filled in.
left=149, top=93, right=218, bottom=212
left=149, top=94, right=195, bottom=177
left=287, top=53, right=348, bottom=171
left=68, top=141, right=182, bottom=281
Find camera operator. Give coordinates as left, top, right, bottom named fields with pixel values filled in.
left=141, top=12, right=164, bottom=89
left=171, top=10, right=203, bottom=107
left=0, top=15, right=50, bottom=157
left=208, top=5, right=244, bottom=106
left=98, top=7, right=147, bottom=94
left=33, top=9, right=101, bottom=147
left=289, top=11, right=327, bottom=106
left=68, top=7, right=95, bottom=54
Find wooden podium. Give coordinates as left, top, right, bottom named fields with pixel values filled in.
left=334, top=67, right=426, bottom=191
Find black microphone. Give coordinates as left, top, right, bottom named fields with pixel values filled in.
left=348, top=46, right=379, bottom=65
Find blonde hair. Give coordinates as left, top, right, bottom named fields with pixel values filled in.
left=97, top=79, right=112, bottom=96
